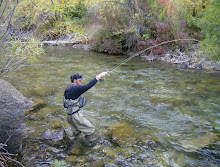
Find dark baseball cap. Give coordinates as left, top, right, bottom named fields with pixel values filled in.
left=70, top=73, right=85, bottom=82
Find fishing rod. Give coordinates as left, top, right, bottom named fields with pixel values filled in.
left=108, top=39, right=198, bottom=72
left=100, top=38, right=215, bottom=81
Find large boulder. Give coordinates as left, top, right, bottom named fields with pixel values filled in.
left=0, top=79, right=33, bottom=153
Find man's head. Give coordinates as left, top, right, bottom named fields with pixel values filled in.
left=70, top=73, right=85, bottom=85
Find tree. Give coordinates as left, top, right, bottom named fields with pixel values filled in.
left=0, top=0, right=91, bottom=78
left=0, top=0, right=45, bottom=78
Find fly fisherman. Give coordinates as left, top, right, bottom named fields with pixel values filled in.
left=63, top=72, right=108, bottom=146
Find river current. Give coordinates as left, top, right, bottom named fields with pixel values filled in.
left=5, top=46, right=220, bottom=166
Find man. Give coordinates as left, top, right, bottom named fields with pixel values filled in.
left=63, top=72, right=108, bottom=146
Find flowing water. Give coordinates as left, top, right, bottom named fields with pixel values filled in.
left=5, top=46, right=220, bottom=166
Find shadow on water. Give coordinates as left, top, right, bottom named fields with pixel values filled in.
left=4, top=46, right=220, bottom=166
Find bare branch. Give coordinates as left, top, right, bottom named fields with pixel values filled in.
left=0, top=0, right=4, bottom=7
left=0, top=0, right=18, bottom=40
left=22, top=13, right=51, bottom=40
left=0, top=0, right=8, bottom=19
left=0, top=53, right=34, bottom=77
left=0, top=0, right=62, bottom=78
left=0, top=143, right=7, bottom=150
left=0, top=142, right=24, bottom=167
left=1, top=152, right=13, bottom=156
left=5, top=156, right=24, bottom=167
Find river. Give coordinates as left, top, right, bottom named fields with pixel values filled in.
left=5, top=46, right=220, bottom=166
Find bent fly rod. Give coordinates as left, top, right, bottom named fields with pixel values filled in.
left=103, top=39, right=217, bottom=72
left=109, top=39, right=201, bottom=72
left=100, top=38, right=215, bottom=81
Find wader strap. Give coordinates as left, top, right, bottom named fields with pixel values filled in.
left=64, top=96, right=87, bottom=115
left=67, top=109, right=80, bottom=115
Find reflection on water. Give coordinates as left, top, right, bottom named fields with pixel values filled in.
left=5, top=46, right=220, bottom=166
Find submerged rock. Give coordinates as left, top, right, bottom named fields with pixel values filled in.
left=65, top=155, right=77, bottom=163
left=115, top=147, right=134, bottom=158
left=26, top=97, right=47, bottom=113
left=155, top=150, right=183, bottom=167
left=102, top=147, right=118, bottom=157
left=70, top=144, right=84, bottom=156
left=41, top=129, right=64, bottom=145
left=36, top=107, right=53, bottom=118
left=137, top=129, right=159, bottom=144
left=182, top=132, right=219, bottom=151
left=109, top=120, right=136, bottom=147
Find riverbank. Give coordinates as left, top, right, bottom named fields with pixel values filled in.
left=141, top=44, right=220, bottom=72
left=42, top=40, right=220, bottom=72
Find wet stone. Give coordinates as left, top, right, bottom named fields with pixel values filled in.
left=115, top=147, right=134, bottom=158
left=176, top=153, right=186, bottom=166
left=65, top=155, right=77, bottom=162
left=182, top=132, right=220, bottom=151
left=98, top=127, right=111, bottom=138
left=41, top=129, right=64, bottom=145
left=36, top=107, right=53, bottom=117
left=26, top=98, right=47, bottom=113
left=70, top=144, right=84, bottom=156
left=51, top=119, right=63, bottom=129
left=102, top=147, right=118, bottom=157
left=74, top=155, right=91, bottom=164
left=109, top=120, right=136, bottom=147
left=138, top=129, right=159, bottom=144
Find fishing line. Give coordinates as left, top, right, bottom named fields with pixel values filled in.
left=107, top=38, right=213, bottom=73
left=99, top=38, right=216, bottom=81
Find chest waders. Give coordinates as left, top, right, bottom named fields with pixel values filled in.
left=63, top=96, right=95, bottom=136
left=63, top=95, right=87, bottom=115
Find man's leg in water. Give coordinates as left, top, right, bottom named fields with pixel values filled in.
left=68, top=112, right=98, bottom=146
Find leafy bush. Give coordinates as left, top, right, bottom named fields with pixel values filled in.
left=91, top=28, right=124, bottom=54
left=198, top=0, right=220, bottom=60
left=137, top=18, right=192, bottom=55
left=90, top=1, right=131, bottom=54
left=90, top=0, right=196, bottom=55
left=39, top=0, right=89, bottom=41
left=64, top=1, right=88, bottom=18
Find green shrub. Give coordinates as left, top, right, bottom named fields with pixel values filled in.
left=64, top=1, right=88, bottom=18
left=40, top=0, right=89, bottom=41
left=90, top=1, right=132, bottom=54
left=198, top=0, right=220, bottom=60
left=91, top=28, right=124, bottom=54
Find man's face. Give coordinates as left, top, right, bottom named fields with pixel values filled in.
left=75, top=79, right=83, bottom=85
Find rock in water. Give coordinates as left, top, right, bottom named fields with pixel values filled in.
left=182, top=132, right=219, bottom=151
left=41, top=129, right=64, bottom=145
left=0, top=79, right=33, bottom=153
left=214, top=61, right=220, bottom=71
left=109, top=120, right=136, bottom=147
